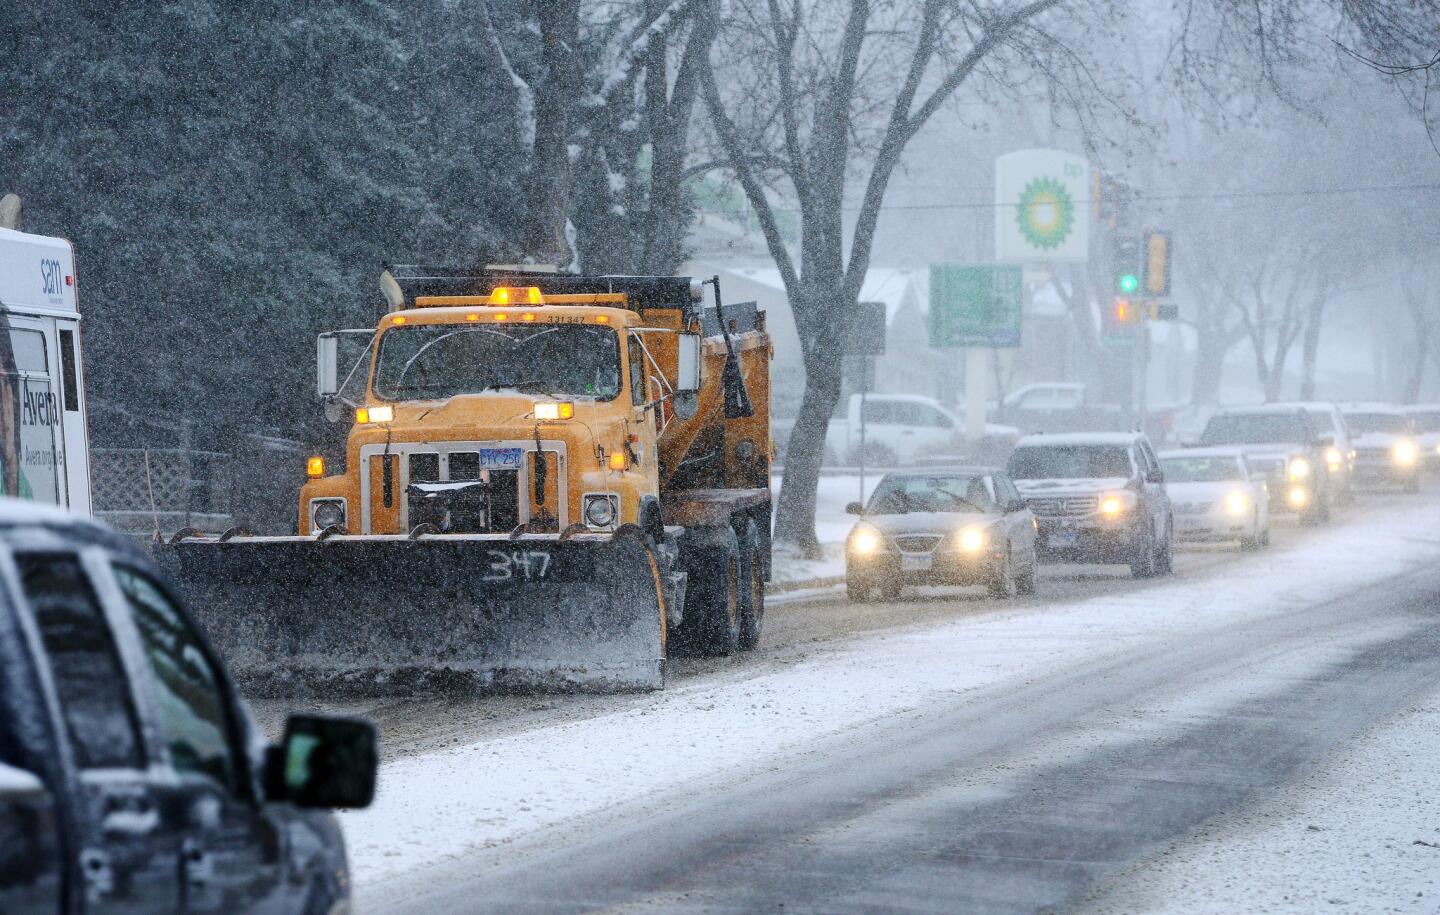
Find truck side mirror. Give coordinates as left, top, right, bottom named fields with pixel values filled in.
left=317, top=334, right=340, bottom=397
left=267, top=715, right=377, bottom=809
left=676, top=333, right=701, bottom=393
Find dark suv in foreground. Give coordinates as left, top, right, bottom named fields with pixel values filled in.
left=0, top=501, right=376, bottom=914
left=1006, top=433, right=1174, bottom=579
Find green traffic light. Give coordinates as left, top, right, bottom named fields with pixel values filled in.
left=1117, top=273, right=1139, bottom=294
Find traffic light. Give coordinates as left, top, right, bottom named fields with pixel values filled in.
left=1101, top=295, right=1139, bottom=343
left=1113, top=236, right=1140, bottom=295
left=1143, top=229, right=1172, bottom=297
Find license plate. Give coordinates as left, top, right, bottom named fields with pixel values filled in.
left=1047, top=529, right=1078, bottom=548
left=478, top=448, right=523, bottom=470
left=902, top=554, right=932, bottom=572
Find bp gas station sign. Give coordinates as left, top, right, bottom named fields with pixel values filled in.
left=995, top=149, right=1090, bottom=263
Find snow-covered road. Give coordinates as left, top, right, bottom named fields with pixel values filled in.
left=342, top=490, right=1440, bottom=912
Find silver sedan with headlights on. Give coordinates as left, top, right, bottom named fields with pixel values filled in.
left=1158, top=448, right=1270, bottom=550
left=844, top=468, right=1038, bottom=601
left=1341, top=404, right=1422, bottom=493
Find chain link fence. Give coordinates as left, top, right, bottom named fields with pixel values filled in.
left=92, top=448, right=234, bottom=537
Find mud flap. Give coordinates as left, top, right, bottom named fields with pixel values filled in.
left=152, top=535, right=667, bottom=697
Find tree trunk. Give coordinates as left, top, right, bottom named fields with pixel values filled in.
left=1402, top=316, right=1432, bottom=404
left=1299, top=300, right=1326, bottom=400
left=774, top=313, right=847, bottom=558
left=522, top=1, right=581, bottom=266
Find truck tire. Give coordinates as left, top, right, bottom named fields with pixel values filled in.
left=677, top=527, right=742, bottom=657
left=738, top=520, right=765, bottom=651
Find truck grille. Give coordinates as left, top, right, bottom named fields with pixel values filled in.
left=1355, top=447, right=1389, bottom=462
left=405, top=452, right=519, bottom=533
left=1174, top=501, right=1213, bottom=516
left=1026, top=495, right=1098, bottom=518
left=894, top=535, right=943, bottom=553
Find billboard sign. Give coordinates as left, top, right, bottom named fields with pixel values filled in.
left=995, top=149, right=1091, bottom=263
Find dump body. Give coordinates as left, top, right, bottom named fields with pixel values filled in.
left=158, top=271, right=772, bottom=696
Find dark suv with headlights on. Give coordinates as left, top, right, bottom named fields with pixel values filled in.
left=1199, top=406, right=1332, bottom=525
left=843, top=467, right=1037, bottom=600
left=0, top=500, right=376, bottom=914
left=1005, top=433, right=1173, bottom=579
left=1341, top=403, right=1422, bottom=492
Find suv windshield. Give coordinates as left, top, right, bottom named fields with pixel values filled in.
left=1200, top=413, right=1309, bottom=446
left=1344, top=412, right=1409, bottom=435
left=1160, top=456, right=1245, bottom=483
left=1409, top=411, right=1440, bottom=433
left=1007, top=445, right=1132, bottom=480
left=868, top=474, right=994, bottom=514
left=373, top=324, right=622, bottom=401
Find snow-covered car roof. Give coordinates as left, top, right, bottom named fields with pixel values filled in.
left=1339, top=402, right=1406, bottom=415
left=1269, top=400, right=1341, bottom=413
left=1402, top=403, right=1440, bottom=413
left=1013, top=432, right=1144, bottom=448
left=1157, top=447, right=1250, bottom=461
left=878, top=465, right=1000, bottom=479
left=0, top=497, right=149, bottom=560
left=1209, top=404, right=1310, bottom=416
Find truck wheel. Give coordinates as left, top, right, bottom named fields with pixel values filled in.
left=738, top=520, right=765, bottom=651
left=678, top=528, right=742, bottom=657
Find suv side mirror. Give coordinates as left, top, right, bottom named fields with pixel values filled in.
left=267, top=715, right=377, bottom=809
left=845, top=501, right=864, bottom=515
left=1006, top=498, right=1028, bottom=513
left=1145, top=468, right=1164, bottom=484
left=317, top=334, right=340, bottom=397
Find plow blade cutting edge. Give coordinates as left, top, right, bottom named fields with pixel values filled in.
left=152, top=534, right=667, bottom=697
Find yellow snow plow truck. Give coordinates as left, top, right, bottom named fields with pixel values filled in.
left=155, top=268, right=772, bottom=695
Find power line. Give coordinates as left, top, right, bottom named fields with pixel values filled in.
left=766, top=180, right=1440, bottom=213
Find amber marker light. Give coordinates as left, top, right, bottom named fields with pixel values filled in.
left=306, top=456, right=325, bottom=479
left=608, top=451, right=627, bottom=471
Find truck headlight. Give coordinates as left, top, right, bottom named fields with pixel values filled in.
left=1394, top=440, right=1418, bottom=466
left=582, top=493, right=619, bottom=529
left=1287, top=486, right=1308, bottom=507
left=1287, top=457, right=1311, bottom=481
left=1225, top=491, right=1249, bottom=516
left=310, top=498, right=347, bottom=532
left=1324, top=447, right=1343, bottom=470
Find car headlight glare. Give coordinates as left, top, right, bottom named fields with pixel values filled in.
left=1098, top=491, right=1134, bottom=517
left=1394, top=440, right=1418, bottom=466
left=958, top=527, right=987, bottom=552
left=850, top=527, right=881, bottom=555
left=1225, top=491, right=1249, bottom=516
left=311, top=498, right=347, bottom=532
left=1287, top=457, right=1311, bottom=481
left=583, top=494, right=619, bottom=528
left=1286, top=485, right=1308, bottom=507
left=1324, top=447, right=1343, bottom=469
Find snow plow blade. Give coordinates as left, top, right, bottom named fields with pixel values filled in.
left=152, top=533, right=666, bottom=697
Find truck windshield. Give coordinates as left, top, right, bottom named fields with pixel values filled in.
left=373, top=324, right=622, bottom=401
left=1200, top=413, right=1309, bottom=446
left=1344, top=412, right=1409, bottom=435
left=1007, top=445, right=1132, bottom=480
left=1160, top=456, right=1245, bottom=483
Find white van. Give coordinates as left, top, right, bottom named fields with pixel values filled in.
left=0, top=224, right=91, bottom=514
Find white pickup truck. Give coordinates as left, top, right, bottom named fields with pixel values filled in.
left=822, top=393, right=1019, bottom=466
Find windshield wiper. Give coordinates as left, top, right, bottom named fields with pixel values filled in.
left=935, top=488, right=985, bottom=512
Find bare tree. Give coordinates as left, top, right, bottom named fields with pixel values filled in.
left=696, top=0, right=1121, bottom=554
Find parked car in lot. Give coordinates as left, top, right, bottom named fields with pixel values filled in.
left=1005, top=433, right=1174, bottom=579
left=1340, top=403, right=1422, bottom=492
left=1271, top=401, right=1357, bottom=503
left=0, top=500, right=376, bottom=914
left=1402, top=404, right=1440, bottom=471
left=1158, top=448, right=1270, bottom=550
left=1198, top=406, right=1332, bottom=525
left=822, top=393, right=1020, bottom=466
left=844, top=467, right=1037, bottom=600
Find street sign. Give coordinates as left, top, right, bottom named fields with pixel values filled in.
left=846, top=301, right=887, bottom=355
left=995, top=150, right=1091, bottom=262
left=928, top=264, right=1023, bottom=349
left=1143, top=229, right=1172, bottom=297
